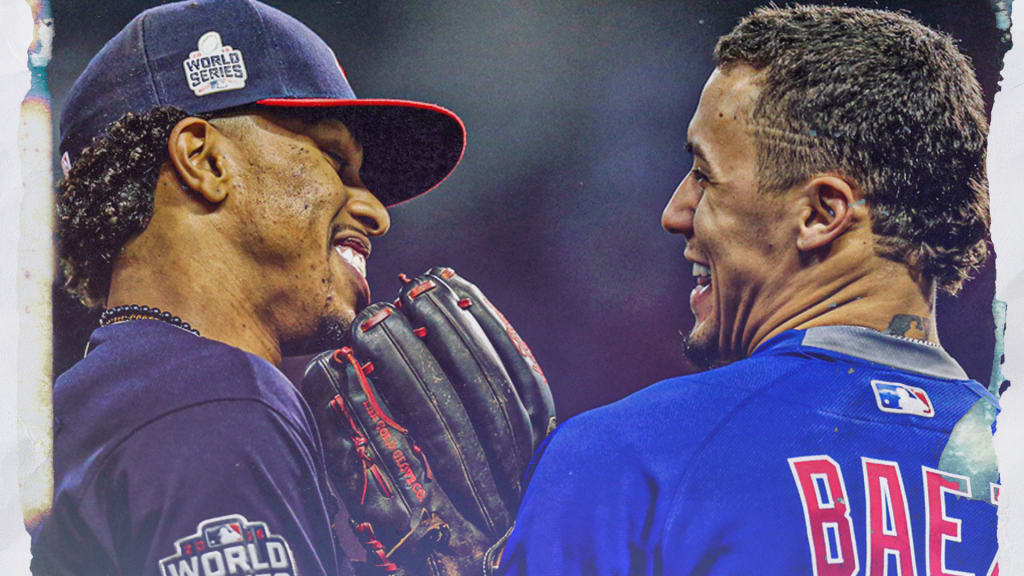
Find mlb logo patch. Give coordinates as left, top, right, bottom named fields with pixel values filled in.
left=871, top=379, right=934, bottom=418
left=203, top=520, right=243, bottom=546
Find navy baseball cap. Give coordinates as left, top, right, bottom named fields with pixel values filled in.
left=59, top=0, right=465, bottom=206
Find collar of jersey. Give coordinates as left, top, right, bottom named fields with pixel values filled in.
left=754, top=325, right=969, bottom=381
left=85, top=317, right=199, bottom=358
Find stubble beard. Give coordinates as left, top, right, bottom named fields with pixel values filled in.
left=280, top=314, right=352, bottom=357
left=681, top=320, right=725, bottom=371
left=280, top=269, right=362, bottom=356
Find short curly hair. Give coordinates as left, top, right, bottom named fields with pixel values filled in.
left=57, top=106, right=205, bottom=307
left=715, top=5, right=990, bottom=294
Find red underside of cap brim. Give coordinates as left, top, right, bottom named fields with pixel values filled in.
left=256, top=98, right=467, bottom=207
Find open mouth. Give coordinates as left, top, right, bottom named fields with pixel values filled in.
left=690, top=261, right=713, bottom=323
left=331, top=234, right=368, bottom=276
left=693, top=262, right=711, bottom=287
left=332, top=235, right=371, bottom=305
left=334, top=242, right=367, bottom=278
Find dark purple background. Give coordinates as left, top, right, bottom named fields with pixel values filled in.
left=52, top=0, right=1006, bottom=419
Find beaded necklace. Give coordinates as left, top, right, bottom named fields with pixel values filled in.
left=99, top=304, right=200, bottom=337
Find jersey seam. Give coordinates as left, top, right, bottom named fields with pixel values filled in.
left=655, top=361, right=806, bottom=549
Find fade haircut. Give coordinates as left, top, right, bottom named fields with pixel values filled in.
left=715, top=5, right=990, bottom=294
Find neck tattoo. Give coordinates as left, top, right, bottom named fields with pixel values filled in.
left=99, top=304, right=200, bottom=337
left=884, top=314, right=937, bottom=347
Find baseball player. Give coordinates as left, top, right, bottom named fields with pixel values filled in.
left=31, top=1, right=553, bottom=575
left=498, top=6, right=1001, bottom=575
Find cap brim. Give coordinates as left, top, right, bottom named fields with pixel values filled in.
left=257, top=98, right=466, bottom=206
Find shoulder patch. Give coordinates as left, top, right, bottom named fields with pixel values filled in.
left=159, top=514, right=296, bottom=576
left=183, top=31, right=247, bottom=96
left=871, top=379, right=934, bottom=418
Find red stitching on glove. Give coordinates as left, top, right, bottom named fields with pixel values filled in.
left=331, top=397, right=393, bottom=504
left=352, top=437, right=372, bottom=504
left=408, top=279, right=437, bottom=299
left=338, top=348, right=409, bottom=434
left=368, top=460, right=394, bottom=500
left=412, top=444, right=435, bottom=481
left=360, top=308, right=393, bottom=332
left=354, top=522, right=399, bottom=573
left=330, top=395, right=361, bottom=432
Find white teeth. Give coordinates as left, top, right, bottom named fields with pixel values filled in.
left=692, top=262, right=711, bottom=277
left=336, top=245, right=366, bottom=277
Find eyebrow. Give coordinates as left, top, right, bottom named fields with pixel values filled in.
left=685, top=140, right=717, bottom=178
left=685, top=141, right=707, bottom=160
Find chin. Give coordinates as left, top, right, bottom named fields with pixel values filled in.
left=682, top=321, right=725, bottom=371
left=280, top=314, right=353, bottom=357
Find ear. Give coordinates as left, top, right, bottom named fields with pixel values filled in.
left=167, top=117, right=233, bottom=204
left=796, top=175, right=858, bottom=252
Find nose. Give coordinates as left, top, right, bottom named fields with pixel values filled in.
left=661, top=173, right=701, bottom=239
left=346, top=186, right=391, bottom=237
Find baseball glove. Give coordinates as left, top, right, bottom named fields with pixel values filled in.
left=302, top=267, right=556, bottom=576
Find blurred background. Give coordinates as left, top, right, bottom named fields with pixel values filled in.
left=50, top=0, right=1009, bottom=420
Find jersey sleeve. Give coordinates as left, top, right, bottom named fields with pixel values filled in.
left=88, top=398, right=349, bottom=576
left=498, top=413, right=659, bottom=576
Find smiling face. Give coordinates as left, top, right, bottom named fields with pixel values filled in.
left=661, top=65, right=801, bottom=366
left=213, top=110, right=390, bottom=353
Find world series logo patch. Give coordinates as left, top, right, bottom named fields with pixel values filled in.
left=159, top=514, right=296, bottom=576
left=183, top=31, right=247, bottom=96
left=871, top=379, right=934, bottom=418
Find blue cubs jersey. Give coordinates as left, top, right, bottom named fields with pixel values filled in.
left=501, top=326, right=1000, bottom=576
left=31, top=320, right=353, bottom=576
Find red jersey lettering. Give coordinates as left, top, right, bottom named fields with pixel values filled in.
left=923, top=466, right=972, bottom=576
left=987, top=483, right=1000, bottom=576
left=789, top=456, right=859, bottom=576
left=862, top=458, right=917, bottom=575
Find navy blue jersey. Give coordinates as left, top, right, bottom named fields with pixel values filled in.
left=501, top=326, right=1000, bottom=576
left=31, top=320, right=352, bottom=576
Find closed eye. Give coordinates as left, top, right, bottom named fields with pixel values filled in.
left=322, top=150, right=348, bottom=173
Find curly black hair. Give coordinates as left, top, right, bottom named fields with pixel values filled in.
left=57, top=106, right=206, bottom=307
left=715, top=5, right=990, bottom=294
